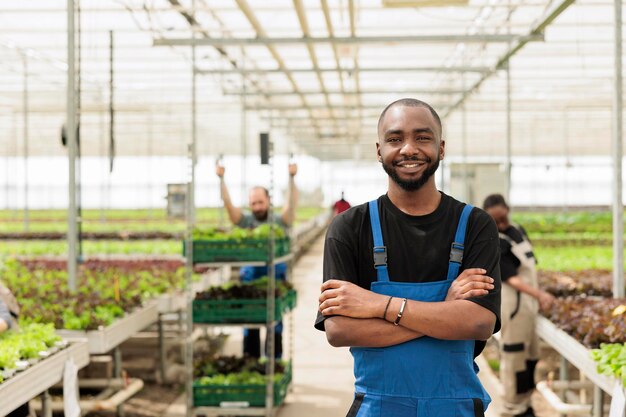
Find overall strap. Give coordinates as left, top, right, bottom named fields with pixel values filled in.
left=368, top=200, right=390, bottom=282
left=446, top=204, right=474, bottom=281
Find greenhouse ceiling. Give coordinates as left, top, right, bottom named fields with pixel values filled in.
left=0, top=0, right=623, bottom=161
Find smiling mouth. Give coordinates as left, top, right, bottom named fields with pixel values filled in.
left=395, top=160, right=427, bottom=168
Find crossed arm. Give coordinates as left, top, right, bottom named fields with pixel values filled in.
left=319, top=268, right=497, bottom=348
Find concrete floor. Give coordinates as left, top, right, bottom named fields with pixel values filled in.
left=277, top=236, right=354, bottom=417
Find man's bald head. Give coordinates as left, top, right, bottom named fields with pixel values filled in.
left=377, top=98, right=442, bottom=139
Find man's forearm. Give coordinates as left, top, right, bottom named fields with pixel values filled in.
left=506, top=276, right=541, bottom=299
left=219, top=179, right=241, bottom=224
left=282, top=176, right=298, bottom=226
left=324, top=315, right=422, bottom=347
left=385, top=298, right=496, bottom=341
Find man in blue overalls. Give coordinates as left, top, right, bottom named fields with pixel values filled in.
left=316, top=98, right=502, bottom=417
left=216, top=162, right=298, bottom=358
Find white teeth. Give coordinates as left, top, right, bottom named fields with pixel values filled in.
left=402, top=163, right=419, bottom=168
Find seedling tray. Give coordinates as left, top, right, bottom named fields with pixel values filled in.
left=192, top=363, right=291, bottom=407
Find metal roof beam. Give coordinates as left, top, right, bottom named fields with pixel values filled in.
left=292, top=0, right=338, bottom=131
left=226, top=89, right=465, bottom=96
left=196, top=65, right=489, bottom=74
left=442, top=0, right=574, bottom=117
left=232, top=0, right=321, bottom=138
left=320, top=0, right=345, bottom=94
left=245, top=104, right=448, bottom=111
left=154, top=33, right=544, bottom=47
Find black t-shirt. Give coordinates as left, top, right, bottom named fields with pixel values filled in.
left=499, top=225, right=536, bottom=282
left=315, top=192, right=501, bottom=357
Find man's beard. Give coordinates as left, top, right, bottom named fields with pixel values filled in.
left=253, top=210, right=269, bottom=221
left=382, top=156, right=440, bottom=192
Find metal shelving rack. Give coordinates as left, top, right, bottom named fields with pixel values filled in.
left=185, top=254, right=295, bottom=417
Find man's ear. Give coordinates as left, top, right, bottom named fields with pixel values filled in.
left=439, top=139, right=445, bottom=160
left=376, top=143, right=382, bottom=162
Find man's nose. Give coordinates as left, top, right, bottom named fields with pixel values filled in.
left=400, top=140, right=419, bottom=156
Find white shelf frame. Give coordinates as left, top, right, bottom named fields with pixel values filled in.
left=0, top=340, right=90, bottom=416
left=536, top=316, right=620, bottom=396
left=57, top=302, right=159, bottom=354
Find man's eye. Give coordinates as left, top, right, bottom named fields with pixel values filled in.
left=417, top=136, right=431, bottom=141
left=387, top=137, right=400, bottom=142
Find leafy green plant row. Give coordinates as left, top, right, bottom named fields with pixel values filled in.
left=0, top=207, right=326, bottom=231
left=543, top=297, right=625, bottom=348
left=1, top=259, right=192, bottom=330
left=0, top=221, right=186, bottom=234
left=0, top=323, right=61, bottom=378
left=538, top=270, right=616, bottom=297
left=590, top=343, right=626, bottom=385
left=194, top=355, right=287, bottom=385
left=195, top=277, right=294, bottom=301
left=0, top=240, right=179, bottom=256
left=534, top=246, right=622, bottom=271
left=192, top=224, right=287, bottom=241
left=1, top=242, right=618, bottom=268
left=512, top=211, right=613, bottom=234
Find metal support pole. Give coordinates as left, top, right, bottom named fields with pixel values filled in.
left=5, top=113, right=12, bottom=210
left=592, top=385, right=604, bottom=417
left=505, top=1, right=513, bottom=202
left=22, top=54, right=29, bottom=232
left=288, top=255, right=294, bottom=393
left=562, top=110, right=570, bottom=212
left=158, top=313, right=166, bottom=383
left=266, top=145, right=276, bottom=417
left=613, top=0, right=624, bottom=299
left=559, top=356, right=569, bottom=405
left=184, top=6, right=198, bottom=415
left=41, top=390, right=52, bottom=417
left=114, top=347, right=125, bottom=417
left=67, top=0, right=78, bottom=292
left=505, top=61, right=512, bottom=202
left=241, top=50, right=247, bottom=204
left=461, top=79, right=469, bottom=203
left=76, top=0, right=83, bottom=263
left=440, top=159, right=445, bottom=192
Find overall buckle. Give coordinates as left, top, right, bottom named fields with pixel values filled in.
left=450, top=242, right=464, bottom=264
left=373, top=246, right=387, bottom=267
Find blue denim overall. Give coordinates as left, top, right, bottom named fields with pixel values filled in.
left=347, top=200, right=490, bottom=417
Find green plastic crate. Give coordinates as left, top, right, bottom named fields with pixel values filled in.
left=183, top=238, right=290, bottom=263
left=192, top=363, right=292, bottom=407
left=192, top=289, right=297, bottom=324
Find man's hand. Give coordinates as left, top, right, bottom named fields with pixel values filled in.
left=216, top=164, right=225, bottom=178
left=319, top=279, right=385, bottom=319
left=0, top=318, right=8, bottom=333
left=288, top=163, right=297, bottom=177
left=538, top=290, right=556, bottom=311
left=445, top=268, right=494, bottom=301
